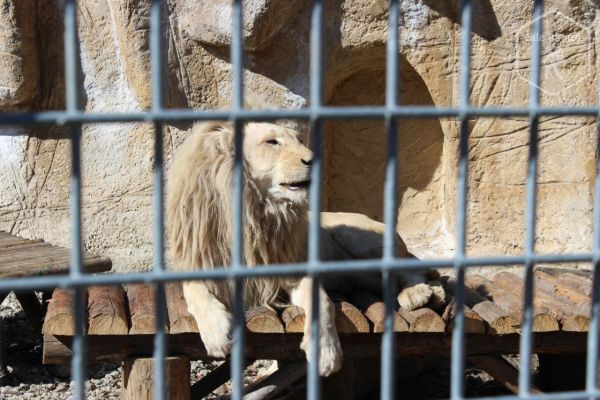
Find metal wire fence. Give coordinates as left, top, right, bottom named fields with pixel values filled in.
left=0, top=0, right=599, bottom=399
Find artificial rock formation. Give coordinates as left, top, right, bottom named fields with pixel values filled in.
left=0, top=0, right=597, bottom=271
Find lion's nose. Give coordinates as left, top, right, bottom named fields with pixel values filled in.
left=301, top=158, right=312, bottom=166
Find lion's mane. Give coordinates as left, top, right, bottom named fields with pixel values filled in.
left=167, top=122, right=308, bottom=309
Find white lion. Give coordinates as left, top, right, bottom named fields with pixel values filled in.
left=166, top=121, right=443, bottom=377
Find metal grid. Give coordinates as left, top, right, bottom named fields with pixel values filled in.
left=0, top=0, right=599, bottom=399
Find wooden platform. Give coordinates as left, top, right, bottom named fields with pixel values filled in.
left=0, top=231, right=112, bottom=278
left=41, top=269, right=593, bottom=364
left=0, top=231, right=112, bottom=334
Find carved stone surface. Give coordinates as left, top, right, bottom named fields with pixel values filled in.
left=0, top=0, right=39, bottom=109
left=0, top=1, right=597, bottom=271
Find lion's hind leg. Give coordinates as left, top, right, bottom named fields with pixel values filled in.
left=397, top=273, right=447, bottom=311
left=183, top=281, right=233, bottom=358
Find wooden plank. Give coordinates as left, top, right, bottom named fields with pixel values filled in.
left=246, top=306, right=285, bottom=333
left=122, top=357, right=190, bottom=400
left=127, top=284, right=163, bottom=334
left=466, top=274, right=559, bottom=332
left=88, top=286, right=129, bottom=335
left=442, top=298, right=486, bottom=334
left=397, top=308, right=446, bottom=332
left=165, top=283, right=198, bottom=334
left=349, top=290, right=409, bottom=332
left=493, top=272, right=590, bottom=331
left=42, top=331, right=588, bottom=365
left=469, top=355, right=543, bottom=395
left=0, top=246, right=70, bottom=263
left=42, top=289, right=78, bottom=336
left=0, top=239, right=47, bottom=251
left=0, top=255, right=111, bottom=278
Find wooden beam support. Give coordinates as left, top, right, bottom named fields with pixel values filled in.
left=190, top=360, right=231, bottom=399
left=468, top=355, right=543, bottom=395
left=122, top=356, right=190, bottom=400
left=42, top=332, right=588, bottom=365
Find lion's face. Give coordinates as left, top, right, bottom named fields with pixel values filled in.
left=244, top=122, right=313, bottom=204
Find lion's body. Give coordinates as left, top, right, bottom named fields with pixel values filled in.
left=166, top=121, right=443, bottom=375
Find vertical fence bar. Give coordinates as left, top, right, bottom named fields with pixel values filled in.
left=588, top=116, right=600, bottom=393
left=150, top=1, right=167, bottom=399
left=451, top=0, right=473, bottom=399
left=308, top=1, right=324, bottom=399
left=519, top=0, right=543, bottom=396
left=64, top=1, right=86, bottom=399
left=230, top=0, right=245, bottom=399
left=381, top=0, right=399, bottom=399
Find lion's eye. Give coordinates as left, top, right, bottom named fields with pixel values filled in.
left=266, top=139, right=280, bottom=145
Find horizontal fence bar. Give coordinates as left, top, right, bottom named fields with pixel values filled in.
left=1, top=106, right=600, bottom=126
left=0, top=252, right=593, bottom=291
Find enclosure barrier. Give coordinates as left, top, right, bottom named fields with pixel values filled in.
left=1, top=0, right=599, bottom=399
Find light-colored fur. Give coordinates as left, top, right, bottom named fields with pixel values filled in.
left=166, top=121, right=444, bottom=377
left=167, top=121, right=342, bottom=376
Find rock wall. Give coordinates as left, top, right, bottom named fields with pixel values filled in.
left=0, top=0, right=597, bottom=271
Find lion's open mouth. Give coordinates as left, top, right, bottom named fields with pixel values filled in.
left=280, top=180, right=311, bottom=191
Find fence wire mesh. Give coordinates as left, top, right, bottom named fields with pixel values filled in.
left=0, top=0, right=599, bottom=399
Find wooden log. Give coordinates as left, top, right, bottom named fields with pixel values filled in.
left=534, top=271, right=591, bottom=309
left=442, top=277, right=519, bottom=334
left=466, top=275, right=559, bottom=332
left=165, top=283, right=198, bottom=334
left=334, top=302, right=370, bottom=333
left=42, top=331, right=588, bottom=365
left=493, top=272, right=590, bottom=331
left=497, top=269, right=591, bottom=311
left=87, top=286, right=129, bottom=335
left=537, top=270, right=592, bottom=297
left=242, top=362, right=306, bottom=400
left=326, top=292, right=371, bottom=333
left=468, top=355, right=543, bottom=395
left=280, top=302, right=370, bottom=334
left=42, top=289, right=77, bottom=336
left=281, top=306, right=305, bottom=333
left=127, top=284, right=164, bottom=334
left=471, top=302, right=519, bottom=334
left=397, top=308, right=445, bottom=332
left=350, top=290, right=409, bottom=332
left=442, top=298, right=486, bottom=334
left=246, top=306, right=285, bottom=333
left=122, top=357, right=190, bottom=400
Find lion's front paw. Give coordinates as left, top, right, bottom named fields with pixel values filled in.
left=429, top=281, right=447, bottom=310
left=198, top=309, right=233, bottom=358
left=301, top=331, right=343, bottom=377
left=398, top=283, right=433, bottom=311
